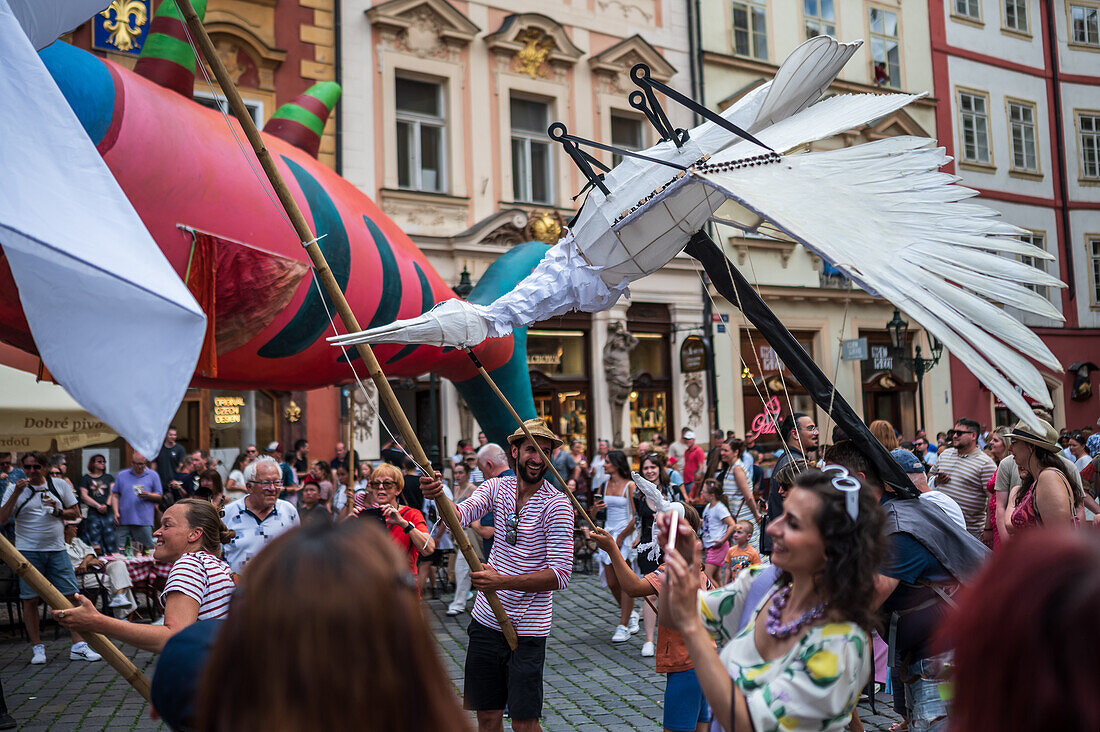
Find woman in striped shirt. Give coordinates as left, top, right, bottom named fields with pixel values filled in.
left=54, top=499, right=235, bottom=652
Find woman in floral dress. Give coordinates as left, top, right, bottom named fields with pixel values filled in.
left=659, top=468, right=887, bottom=732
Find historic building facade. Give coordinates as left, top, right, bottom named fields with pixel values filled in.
left=341, top=0, right=712, bottom=458
left=699, top=0, right=955, bottom=444
left=929, top=0, right=1100, bottom=430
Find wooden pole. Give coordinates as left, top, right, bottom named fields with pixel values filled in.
left=172, top=0, right=519, bottom=649
left=463, top=349, right=597, bottom=532
left=0, top=536, right=151, bottom=700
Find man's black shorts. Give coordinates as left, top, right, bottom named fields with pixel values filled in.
left=464, top=619, right=547, bottom=719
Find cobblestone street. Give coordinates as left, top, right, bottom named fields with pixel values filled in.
left=0, top=573, right=901, bottom=730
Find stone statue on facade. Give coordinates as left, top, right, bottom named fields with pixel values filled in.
left=603, top=321, right=637, bottom=448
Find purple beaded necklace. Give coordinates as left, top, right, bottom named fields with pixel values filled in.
left=765, top=584, right=827, bottom=639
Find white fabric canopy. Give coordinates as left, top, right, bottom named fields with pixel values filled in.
left=0, top=1, right=206, bottom=459
left=0, top=365, right=117, bottom=452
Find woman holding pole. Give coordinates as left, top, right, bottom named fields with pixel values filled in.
left=53, top=499, right=234, bottom=652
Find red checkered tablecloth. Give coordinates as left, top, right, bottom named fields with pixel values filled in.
left=102, top=554, right=173, bottom=585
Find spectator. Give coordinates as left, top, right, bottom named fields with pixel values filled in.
left=193, top=469, right=224, bottom=508
left=0, top=452, right=24, bottom=495
left=353, top=463, right=433, bottom=584
left=568, top=439, right=588, bottom=497
left=265, top=442, right=299, bottom=505
left=189, top=449, right=208, bottom=473
left=222, top=456, right=300, bottom=574
left=944, top=528, right=1100, bottom=732
left=445, top=461, right=482, bottom=617
left=0, top=451, right=101, bottom=665
left=79, top=454, right=116, bottom=553
left=399, top=457, right=425, bottom=513
left=419, top=475, right=452, bottom=600
left=890, top=448, right=966, bottom=530
left=55, top=499, right=235, bottom=652
left=699, top=479, right=735, bottom=586
left=723, top=519, right=761, bottom=584
left=593, top=450, right=638, bottom=643
left=174, top=454, right=199, bottom=497
left=297, top=480, right=331, bottom=526
left=111, top=451, right=162, bottom=551
left=659, top=468, right=887, bottom=732
left=420, top=419, right=573, bottom=732
left=308, top=459, right=336, bottom=508
left=224, top=452, right=251, bottom=503
left=1083, top=433, right=1100, bottom=500
left=330, top=441, right=359, bottom=474
left=634, top=453, right=679, bottom=657
left=1008, top=418, right=1084, bottom=531
left=549, top=444, right=576, bottom=491
left=63, top=518, right=136, bottom=617
left=477, top=431, right=488, bottom=447
left=911, top=435, right=937, bottom=468
left=588, top=438, right=610, bottom=502
left=765, top=413, right=819, bottom=553
left=196, top=520, right=471, bottom=731
left=981, top=427, right=1011, bottom=549
left=291, top=439, right=310, bottom=478
left=825, top=440, right=989, bottom=732
left=697, top=429, right=727, bottom=501
left=474, top=444, right=510, bottom=558
left=1067, top=431, right=1091, bottom=472
left=332, top=465, right=353, bottom=518
left=869, top=419, right=899, bottom=450
left=718, top=438, right=763, bottom=553
left=932, top=418, right=997, bottom=538
left=47, top=454, right=73, bottom=490
left=678, top=430, right=706, bottom=499
left=154, top=427, right=187, bottom=492
left=464, top=449, right=484, bottom=484
left=451, top=438, right=471, bottom=465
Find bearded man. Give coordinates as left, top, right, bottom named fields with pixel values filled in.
left=421, top=419, right=573, bottom=732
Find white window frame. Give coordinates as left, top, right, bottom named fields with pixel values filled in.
left=1069, top=2, right=1100, bottom=47
left=732, top=0, right=768, bottom=61
left=395, top=75, right=447, bottom=194
left=1079, top=111, right=1100, bottom=180
left=1089, top=235, right=1100, bottom=307
left=953, top=0, right=982, bottom=22
left=1002, top=0, right=1029, bottom=34
left=803, top=0, right=836, bottom=40
left=958, top=89, right=993, bottom=166
left=1018, top=231, right=1048, bottom=301
left=510, top=95, right=554, bottom=205
left=193, top=90, right=264, bottom=126
left=868, top=6, right=902, bottom=90
left=1007, top=99, right=1039, bottom=173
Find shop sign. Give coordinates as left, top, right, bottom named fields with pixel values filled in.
left=679, top=335, right=707, bottom=373
left=527, top=353, right=562, bottom=368
left=213, top=396, right=244, bottom=424
left=748, top=396, right=781, bottom=437
left=841, top=338, right=868, bottom=361
left=759, top=345, right=785, bottom=372
left=869, top=345, right=893, bottom=371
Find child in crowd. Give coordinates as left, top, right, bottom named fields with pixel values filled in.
left=589, top=503, right=714, bottom=732
left=700, top=479, right=735, bottom=585
left=722, top=520, right=760, bottom=584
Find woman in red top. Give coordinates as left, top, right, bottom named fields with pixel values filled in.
left=1008, top=418, right=1082, bottom=532
left=355, top=463, right=434, bottom=579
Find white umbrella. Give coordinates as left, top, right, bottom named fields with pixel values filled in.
left=0, top=364, right=117, bottom=452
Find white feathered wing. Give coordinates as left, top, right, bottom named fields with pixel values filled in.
left=695, top=133, right=1063, bottom=429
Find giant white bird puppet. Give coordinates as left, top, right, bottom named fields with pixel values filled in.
left=332, top=36, right=1062, bottom=487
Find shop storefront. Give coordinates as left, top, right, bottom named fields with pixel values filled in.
left=527, top=313, right=593, bottom=456
left=858, top=332, right=916, bottom=435
left=169, top=388, right=302, bottom=468
left=627, top=303, right=673, bottom=449
left=739, top=329, right=817, bottom=451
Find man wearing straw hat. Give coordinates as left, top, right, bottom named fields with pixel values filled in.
left=422, top=419, right=574, bottom=732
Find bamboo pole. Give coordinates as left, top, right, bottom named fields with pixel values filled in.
left=0, top=536, right=151, bottom=700
left=171, top=0, right=518, bottom=649
left=463, top=349, right=597, bottom=532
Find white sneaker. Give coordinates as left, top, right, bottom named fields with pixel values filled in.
left=628, top=610, right=640, bottom=635
left=30, top=644, right=45, bottom=665
left=611, top=624, right=631, bottom=643
left=108, top=593, right=130, bottom=608
left=445, top=607, right=463, bottom=616
left=641, top=641, right=655, bottom=657
left=69, top=642, right=102, bottom=662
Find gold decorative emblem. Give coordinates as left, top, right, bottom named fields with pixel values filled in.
left=284, top=400, right=302, bottom=423
left=514, top=28, right=554, bottom=79
left=525, top=211, right=563, bottom=244
left=100, top=0, right=147, bottom=52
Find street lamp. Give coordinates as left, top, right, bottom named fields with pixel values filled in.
left=886, top=308, right=944, bottom=431
left=453, top=266, right=474, bottom=299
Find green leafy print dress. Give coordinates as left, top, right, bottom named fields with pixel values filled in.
left=697, top=567, right=870, bottom=732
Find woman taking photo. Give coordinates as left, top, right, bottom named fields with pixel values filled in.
left=659, top=468, right=887, bottom=732
left=79, top=454, right=116, bottom=553
left=593, top=450, right=638, bottom=643
left=193, top=469, right=224, bottom=507
left=352, top=463, right=434, bottom=584
left=1009, top=419, right=1083, bottom=531
left=54, top=499, right=235, bottom=651
left=718, top=438, right=762, bottom=553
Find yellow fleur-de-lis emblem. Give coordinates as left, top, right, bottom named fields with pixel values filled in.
left=100, top=0, right=148, bottom=52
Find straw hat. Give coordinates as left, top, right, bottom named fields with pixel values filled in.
left=507, top=419, right=563, bottom=450
left=1008, top=417, right=1060, bottom=453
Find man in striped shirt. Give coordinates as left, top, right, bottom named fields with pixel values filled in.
left=422, top=419, right=573, bottom=732
left=932, top=418, right=996, bottom=538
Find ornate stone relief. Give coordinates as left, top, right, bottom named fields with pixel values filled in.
left=683, top=372, right=705, bottom=428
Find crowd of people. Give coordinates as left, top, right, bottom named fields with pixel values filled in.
left=1, top=406, right=1098, bottom=732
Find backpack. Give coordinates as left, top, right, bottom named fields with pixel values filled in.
left=13, top=478, right=67, bottom=518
